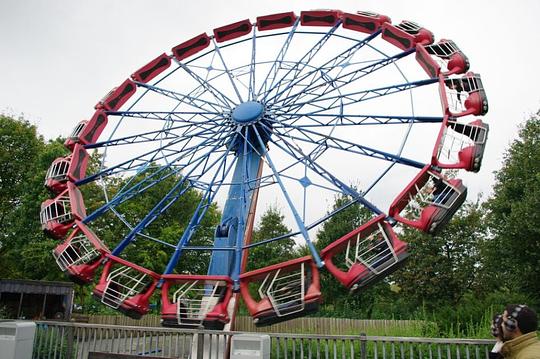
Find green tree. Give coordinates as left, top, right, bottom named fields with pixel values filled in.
left=392, top=201, right=488, bottom=310
left=246, top=205, right=295, bottom=271
left=484, top=111, right=540, bottom=305
left=0, top=115, right=66, bottom=279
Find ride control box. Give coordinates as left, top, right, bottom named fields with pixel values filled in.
left=0, top=321, right=36, bottom=359
left=230, top=334, right=271, bottom=359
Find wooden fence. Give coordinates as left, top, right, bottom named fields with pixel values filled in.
left=73, top=314, right=427, bottom=335
left=33, top=321, right=495, bottom=359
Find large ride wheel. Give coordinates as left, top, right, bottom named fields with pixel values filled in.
left=42, top=9, right=489, bottom=328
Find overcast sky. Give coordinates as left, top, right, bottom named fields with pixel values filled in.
left=1, top=0, right=539, bottom=204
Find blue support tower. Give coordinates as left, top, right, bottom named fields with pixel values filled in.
left=207, top=102, right=267, bottom=288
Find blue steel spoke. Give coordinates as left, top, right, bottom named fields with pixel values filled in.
left=163, top=147, right=240, bottom=275
left=90, top=135, right=234, bottom=228
left=225, top=60, right=320, bottom=102
left=256, top=17, right=300, bottom=98
left=135, top=81, right=230, bottom=112
left=242, top=188, right=370, bottom=250
left=265, top=30, right=384, bottom=106
left=84, top=128, right=238, bottom=224
left=183, top=246, right=234, bottom=251
left=85, top=150, right=228, bottom=225
left=113, top=126, right=233, bottom=199
left=236, top=123, right=371, bottom=201
left=272, top=78, right=438, bottom=114
left=261, top=21, right=342, bottom=103
left=243, top=230, right=300, bottom=250
left=273, top=48, right=413, bottom=108
left=86, top=116, right=224, bottom=149
left=248, top=25, right=257, bottom=101
left=225, top=68, right=252, bottom=95
left=267, top=128, right=385, bottom=217
left=251, top=125, right=324, bottom=268
left=80, top=130, right=223, bottom=186
left=269, top=113, right=443, bottom=127
left=278, top=172, right=343, bottom=194
left=176, top=61, right=237, bottom=108
left=111, top=136, right=236, bottom=256
left=106, top=206, right=175, bottom=249
left=277, top=48, right=413, bottom=108
left=107, top=110, right=222, bottom=121
left=211, top=38, right=244, bottom=103
left=273, top=122, right=425, bottom=168
left=78, top=121, right=228, bottom=185
left=232, top=128, right=344, bottom=195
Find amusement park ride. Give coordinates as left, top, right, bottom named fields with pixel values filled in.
left=41, top=10, right=489, bottom=330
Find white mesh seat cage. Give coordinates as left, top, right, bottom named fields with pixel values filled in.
left=356, top=10, right=380, bottom=17
left=172, top=280, right=227, bottom=327
left=437, top=119, right=488, bottom=165
left=403, top=172, right=464, bottom=219
left=344, top=222, right=399, bottom=275
left=45, top=158, right=70, bottom=185
left=101, top=266, right=150, bottom=309
left=53, top=234, right=101, bottom=272
left=443, top=75, right=483, bottom=114
left=68, top=121, right=86, bottom=140
left=425, top=40, right=461, bottom=68
left=257, top=264, right=307, bottom=317
left=396, top=21, right=423, bottom=34
left=40, top=195, right=73, bottom=226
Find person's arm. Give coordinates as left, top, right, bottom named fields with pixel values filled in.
left=488, top=341, right=504, bottom=359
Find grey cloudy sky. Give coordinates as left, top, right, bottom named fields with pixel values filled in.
left=1, top=0, right=539, bottom=204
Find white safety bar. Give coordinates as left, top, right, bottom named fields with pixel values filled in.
left=444, top=76, right=483, bottom=113
left=172, top=280, right=225, bottom=327
left=344, top=223, right=398, bottom=275
left=356, top=10, right=380, bottom=17
left=426, top=40, right=458, bottom=59
left=40, top=196, right=72, bottom=225
left=424, top=41, right=462, bottom=73
left=53, top=234, right=101, bottom=271
left=437, top=120, right=487, bottom=164
left=101, top=266, right=149, bottom=309
left=403, top=173, right=463, bottom=219
left=259, top=265, right=306, bottom=317
left=45, top=158, right=70, bottom=183
left=396, top=21, right=422, bottom=33
left=69, top=121, right=86, bottom=140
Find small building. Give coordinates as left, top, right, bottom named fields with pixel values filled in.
left=0, top=279, right=74, bottom=320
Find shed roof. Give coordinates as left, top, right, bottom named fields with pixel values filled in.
left=0, top=279, right=74, bottom=295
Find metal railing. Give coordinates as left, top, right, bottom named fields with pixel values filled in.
left=32, top=321, right=495, bottom=359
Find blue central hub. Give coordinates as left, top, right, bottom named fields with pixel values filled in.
left=232, top=101, right=264, bottom=124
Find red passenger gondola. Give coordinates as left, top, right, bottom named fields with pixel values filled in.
left=432, top=117, right=489, bottom=172
left=40, top=182, right=86, bottom=239
left=321, top=215, right=408, bottom=292
left=240, top=256, right=321, bottom=327
left=45, top=144, right=89, bottom=193
left=161, top=274, right=233, bottom=329
left=382, top=20, right=434, bottom=50
left=92, top=254, right=160, bottom=319
left=53, top=220, right=109, bottom=284
left=389, top=166, right=467, bottom=234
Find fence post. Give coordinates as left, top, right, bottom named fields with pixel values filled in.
left=65, top=324, right=75, bottom=359
left=360, top=332, right=367, bottom=359
left=197, top=333, right=205, bottom=359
